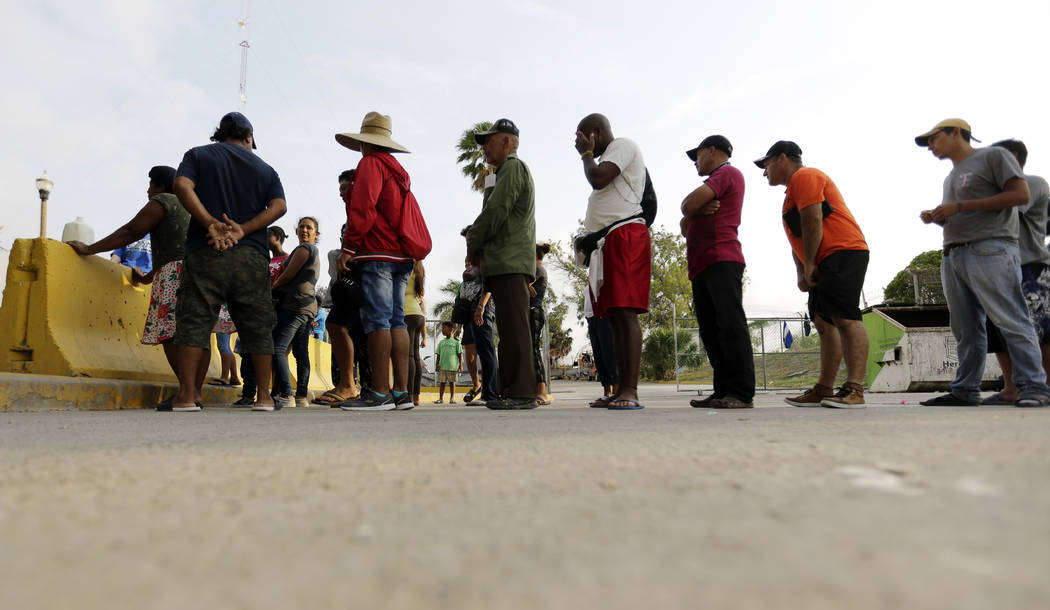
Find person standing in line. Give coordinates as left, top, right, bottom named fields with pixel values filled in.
left=573, top=113, right=650, bottom=410
left=404, top=260, right=427, bottom=407
left=466, top=118, right=538, bottom=410
left=434, top=321, right=463, bottom=404
left=271, top=216, right=321, bottom=407
left=530, top=243, right=553, bottom=405
left=458, top=253, right=498, bottom=406
left=981, top=139, right=1050, bottom=404
left=335, top=112, right=419, bottom=411
left=172, top=111, right=286, bottom=412
left=756, top=140, right=870, bottom=408
left=914, top=119, right=1049, bottom=407
left=680, top=135, right=755, bottom=409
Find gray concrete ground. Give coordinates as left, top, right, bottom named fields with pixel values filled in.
left=1, top=382, right=1048, bottom=610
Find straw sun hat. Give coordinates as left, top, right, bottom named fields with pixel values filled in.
left=335, top=111, right=410, bottom=153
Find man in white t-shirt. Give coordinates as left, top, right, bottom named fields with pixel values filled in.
left=574, top=113, right=651, bottom=410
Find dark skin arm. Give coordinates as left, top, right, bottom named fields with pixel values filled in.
left=66, top=200, right=165, bottom=284
left=921, top=177, right=1031, bottom=223
left=799, top=204, right=824, bottom=289
left=174, top=176, right=288, bottom=250
left=272, top=247, right=309, bottom=288
left=574, top=131, right=621, bottom=190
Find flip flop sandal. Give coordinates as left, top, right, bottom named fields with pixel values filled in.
left=607, top=399, right=645, bottom=410
left=589, top=396, right=612, bottom=408
left=312, top=390, right=355, bottom=405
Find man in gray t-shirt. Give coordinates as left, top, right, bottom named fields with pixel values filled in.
left=914, top=118, right=1050, bottom=407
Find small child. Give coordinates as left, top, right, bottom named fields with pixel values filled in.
left=435, top=321, right=463, bottom=404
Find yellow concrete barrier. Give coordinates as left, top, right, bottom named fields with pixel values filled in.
left=0, top=238, right=332, bottom=392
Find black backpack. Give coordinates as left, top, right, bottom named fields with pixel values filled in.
left=639, top=168, right=657, bottom=227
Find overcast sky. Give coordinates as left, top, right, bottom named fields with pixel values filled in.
left=3, top=0, right=1049, bottom=344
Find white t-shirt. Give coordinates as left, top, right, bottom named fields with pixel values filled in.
left=584, top=137, right=646, bottom=232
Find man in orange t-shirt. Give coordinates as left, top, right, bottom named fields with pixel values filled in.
left=755, top=141, right=870, bottom=408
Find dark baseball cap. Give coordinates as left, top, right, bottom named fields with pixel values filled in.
left=753, top=140, right=802, bottom=168
left=474, top=118, right=519, bottom=145
left=221, top=111, right=257, bottom=148
left=686, top=135, right=733, bottom=161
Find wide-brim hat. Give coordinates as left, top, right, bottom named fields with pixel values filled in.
left=335, top=111, right=410, bottom=153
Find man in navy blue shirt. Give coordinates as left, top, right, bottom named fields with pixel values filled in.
left=170, top=112, right=287, bottom=412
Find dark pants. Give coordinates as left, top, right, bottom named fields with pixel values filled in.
left=291, top=322, right=311, bottom=397
left=242, top=309, right=310, bottom=398
left=530, top=307, right=546, bottom=384
left=691, top=262, right=755, bottom=401
left=405, top=314, right=425, bottom=395
left=486, top=274, right=535, bottom=399
left=587, top=316, right=618, bottom=387
left=330, top=310, right=371, bottom=391
left=470, top=315, right=499, bottom=401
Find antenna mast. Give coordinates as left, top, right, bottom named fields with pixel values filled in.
left=238, top=0, right=251, bottom=109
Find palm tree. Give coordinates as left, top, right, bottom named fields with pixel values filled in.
left=456, top=121, right=494, bottom=192
left=430, top=278, right=462, bottom=321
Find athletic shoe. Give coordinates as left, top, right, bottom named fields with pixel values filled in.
left=820, top=383, right=866, bottom=408
left=785, top=384, right=834, bottom=407
left=487, top=397, right=539, bottom=410
left=690, top=395, right=724, bottom=408
left=709, top=396, right=753, bottom=409
left=252, top=397, right=286, bottom=412
left=231, top=396, right=256, bottom=407
left=294, top=396, right=310, bottom=408
left=466, top=399, right=487, bottom=406
left=1016, top=394, right=1050, bottom=408
left=340, top=390, right=396, bottom=411
left=392, top=392, right=415, bottom=410
left=173, top=404, right=202, bottom=412
left=919, top=393, right=979, bottom=407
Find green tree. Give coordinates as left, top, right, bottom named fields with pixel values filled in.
left=430, top=278, right=462, bottom=321
left=641, top=329, right=701, bottom=381
left=455, top=121, right=494, bottom=192
left=883, top=250, right=944, bottom=304
left=543, top=286, right=574, bottom=362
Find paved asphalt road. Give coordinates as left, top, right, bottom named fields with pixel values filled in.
left=1, top=382, right=1048, bottom=610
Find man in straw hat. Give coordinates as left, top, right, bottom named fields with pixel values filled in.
left=334, top=111, right=418, bottom=411
left=914, top=118, right=1050, bottom=408
left=466, top=118, right=539, bottom=409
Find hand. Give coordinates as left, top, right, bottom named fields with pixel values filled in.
left=700, top=199, right=721, bottom=216
left=421, top=337, right=427, bottom=348
left=473, top=308, right=484, bottom=327
left=797, top=274, right=810, bottom=293
left=529, top=285, right=537, bottom=298
left=574, top=130, right=596, bottom=156
left=206, top=219, right=234, bottom=251
left=222, top=213, right=245, bottom=243
left=337, top=252, right=352, bottom=273
left=928, top=202, right=962, bottom=222
left=66, top=240, right=92, bottom=256
left=919, top=210, right=935, bottom=224
left=130, top=267, right=154, bottom=285
left=803, top=262, right=818, bottom=290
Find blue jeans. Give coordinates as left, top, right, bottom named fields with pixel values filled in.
left=942, top=239, right=1050, bottom=399
left=359, top=260, right=413, bottom=335
left=215, top=332, right=233, bottom=355
left=291, top=322, right=311, bottom=397
left=272, top=309, right=311, bottom=397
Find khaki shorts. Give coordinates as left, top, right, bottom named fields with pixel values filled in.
left=437, top=370, right=457, bottom=384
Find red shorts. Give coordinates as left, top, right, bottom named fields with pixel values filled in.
left=593, top=222, right=651, bottom=317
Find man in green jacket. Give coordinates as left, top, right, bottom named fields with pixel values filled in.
left=466, top=118, right=537, bottom=409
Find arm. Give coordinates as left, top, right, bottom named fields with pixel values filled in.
left=272, top=246, right=309, bottom=288
left=791, top=252, right=809, bottom=293
left=927, top=177, right=1032, bottom=222
left=66, top=201, right=164, bottom=256
left=799, top=204, right=823, bottom=289
left=473, top=292, right=492, bottom=326
left=466, top=160, right=524, bottom=254
left=342, top=158, right=381, bottom=255
left=574, top=131, right=621, bottom=190
left=681, top=184, right=720, bottom=217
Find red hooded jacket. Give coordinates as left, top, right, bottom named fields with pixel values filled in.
left=341, top=152, right=412, bottom=263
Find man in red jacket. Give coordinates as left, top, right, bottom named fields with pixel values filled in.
left=334, top=112, right=416, bottom=411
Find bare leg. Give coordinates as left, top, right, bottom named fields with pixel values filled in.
left=996, top=352, right=1018, bottom=400
left=464, top=345, right=480, bottom=391
left=327, top=321, right=356, bottom=397
left=251, top=353, right=274, bottom=407
left=368, top=330, right=392, bottom=395
left=173, top=345, right=206, bottom=407
left=450, top=382, right=456, bottom=402
left=834, top=318, right=870, bottom=386
left=224, top=353, right=241, bottom=385
left=194, top=348, right=211, bottom=403
left=608, top=308, right=642, bottom=404
left=161, top=340, right=179, bottom=380
left=813, top=316, right=843, bottom=388
left=438, top=382, right=445, bottom=401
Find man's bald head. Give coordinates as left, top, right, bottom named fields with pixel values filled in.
left=577, top=113, right=614, bottom=155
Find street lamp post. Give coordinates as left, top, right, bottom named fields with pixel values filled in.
left=36, top=171, right=53, bottom=239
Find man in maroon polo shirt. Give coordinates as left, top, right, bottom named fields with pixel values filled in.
left=680, top=135, right=755, bottom=408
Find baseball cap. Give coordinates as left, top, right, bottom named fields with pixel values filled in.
left=914, top=118, right=980, bottom=147
left=686, top=135, right=733, bottom=161
left=221, top=111, right=257, bottom=148
left=753, top=141, right=802, bottom=168
left=474, top=118, right=520, bottom=145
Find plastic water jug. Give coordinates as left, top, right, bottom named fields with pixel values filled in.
left=61, top=217, right=94, bottom=243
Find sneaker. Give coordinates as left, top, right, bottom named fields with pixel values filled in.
left=690, top=395, right=724, bottom=408
left=466, top=399, right=487, bottom=406
left=820, top=383, right=866, bottom=408
left=232, top=396, right=256, bottom=407
left=294, top=396, right=310, bottom=408
left=710, top=396, right=754, bottom=409
left=340, top=390, right=396, bottom=411
left=252, top=397, right=286, bottom=412
left=785, top=384, right=834, bottom=407
left=487, top=397, right=539, bottom=410
left=392, top=392, right=415, bottom=410
left=919, top=393, right=979, bottom=407
left=1016, top=394, right=1050, bottom=408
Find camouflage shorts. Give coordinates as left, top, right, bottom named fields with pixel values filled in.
left=174, top=246, right=275, bottom=354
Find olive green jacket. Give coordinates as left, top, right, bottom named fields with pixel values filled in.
left=466, top=153, right=537, bottom=281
